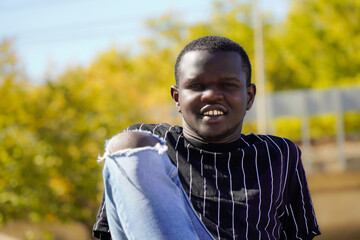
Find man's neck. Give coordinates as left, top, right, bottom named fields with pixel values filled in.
left=182, top=120, right=243, bottom=144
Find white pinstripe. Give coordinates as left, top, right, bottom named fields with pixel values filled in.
left=200, top=150, right=204, bottom=176
left=295, top=146, right=318, bottom=230
left=176, top=151, right=179, bottom=168
left=186, top=143, right=192, bottom=199
left=163, top=125, right=173, bottom=141
left=278, top=138, right=291, bottom=238
left=253, top=135, right=275, bottom=240
left=265, top=135, right=284, bottom=204
left=174, top=133, right=182, bottom=149
left=203, top=177, right=207, bottom=217
left=240, top=136, right=250, bottom=146
left=283, top=230, right=288, bottom=240
left=189, top=164, right=192, bottom=200
left=199, top=149, right=207, bottom=218
left=296, top=168, right=308, bottom=234
left=199, top=150, right=206, bottom=217
left=152, top=123, right=162, bottom=134
left=174, top=134, right=182, bottom=168
left=278, top=210, right=286, bottom=218
left=186, top=143, right=190, bottom=162
left=264, top=135, right=284, bottom=239
left=295, top=147, right=309, bottom=234
left=94, top=201, right=106, bottom=230
left=281, top=139, right=291, bottom=198
left=227, top=152, right=236, bottom=240
left=253, top=145, right=262, bottom=240
left=285, top=204, right=289, bottom=215
left=264, top=141, right=274, bottom=240
left=214, top=153, right=221, bottom=240
left=240, top=149, right=249, bottom=240
left=289, top=204, right=302, bottom=240
left=307, top=184, right=319, bottom=228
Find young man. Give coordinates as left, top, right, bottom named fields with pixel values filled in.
left=93, top=36, right=321, bottom=240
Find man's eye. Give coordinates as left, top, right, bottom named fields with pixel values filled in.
left=223, top=83, right=237, bottom=88
left=190, top=84, right=203, bottom=89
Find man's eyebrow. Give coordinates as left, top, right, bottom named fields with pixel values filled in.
left=183, top=78, right=200, bottom=84
left=219, top=76, right=241, bottom=82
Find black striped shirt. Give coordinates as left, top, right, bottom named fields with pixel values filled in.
left=93, top=123, right=321, bottom=240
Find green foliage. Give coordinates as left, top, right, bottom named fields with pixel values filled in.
left=0, top=40, right=178, bottom=228
left=0, top=66, right=104, bottom=226
left=266, top=0, right=360, bottom=90
left=271, top=113, right=360, bottom=142
left=242, top=121, right=257, bottom=135
left=0, top=38, right=25, bottom=83
left=274, top=117, right=302, bottom=141
left=309, top=115, right=337, bottom=139
left=344, top=112, right=360, bottom=136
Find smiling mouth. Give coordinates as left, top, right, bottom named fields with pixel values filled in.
left=203, top=110, right=224, bottom=116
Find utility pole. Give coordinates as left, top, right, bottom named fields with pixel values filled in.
left=252, top=0, right=267, bottom=134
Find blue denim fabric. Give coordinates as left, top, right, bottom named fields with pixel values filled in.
left=102, top=138, right=214, bottom=240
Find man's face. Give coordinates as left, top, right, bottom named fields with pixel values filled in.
left=171, top=50, right=256, bottom=143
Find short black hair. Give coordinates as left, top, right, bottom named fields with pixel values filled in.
left=174, top=36, right=252, bottom=86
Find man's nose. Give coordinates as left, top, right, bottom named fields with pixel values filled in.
left=201, top=87, right=224, bottom=102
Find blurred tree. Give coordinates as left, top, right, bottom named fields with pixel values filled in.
left=0, top=40, right=178, bottom=229
left=266, top=0, right=360, bottom=90
left=0, top=38, right=26, bottom=84
left=0, top=39, right=33, bottom=224
left=0, top=59, right=103, bottom=227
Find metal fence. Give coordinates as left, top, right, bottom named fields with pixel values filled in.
left=245, top=85, right=360, bottom=172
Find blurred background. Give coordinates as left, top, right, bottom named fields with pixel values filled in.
left=1, top=0, right=359, bottom=239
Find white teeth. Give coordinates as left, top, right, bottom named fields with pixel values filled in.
left=203, top=110, right=224, bottom=116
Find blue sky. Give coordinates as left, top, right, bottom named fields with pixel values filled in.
left=0, top=0, right=288, bottom=83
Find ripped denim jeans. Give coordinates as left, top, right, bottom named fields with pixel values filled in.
left=101, top=132, right=214, bottom=240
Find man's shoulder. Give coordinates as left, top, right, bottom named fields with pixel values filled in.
left=242, top=133, right=299, bottom=151
left=126, top=123, right=183, bottom=138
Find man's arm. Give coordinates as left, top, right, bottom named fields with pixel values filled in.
left=281, top=146, right=321, bottom=239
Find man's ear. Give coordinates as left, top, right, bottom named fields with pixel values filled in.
left=246, top=84, right=256, bottom=110
left=171, top=85, right=181, bottom=112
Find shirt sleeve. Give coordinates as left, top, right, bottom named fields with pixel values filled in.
left=281, top=146, right=321, bottom=240
left=92, top=192, right=111, bottom=240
